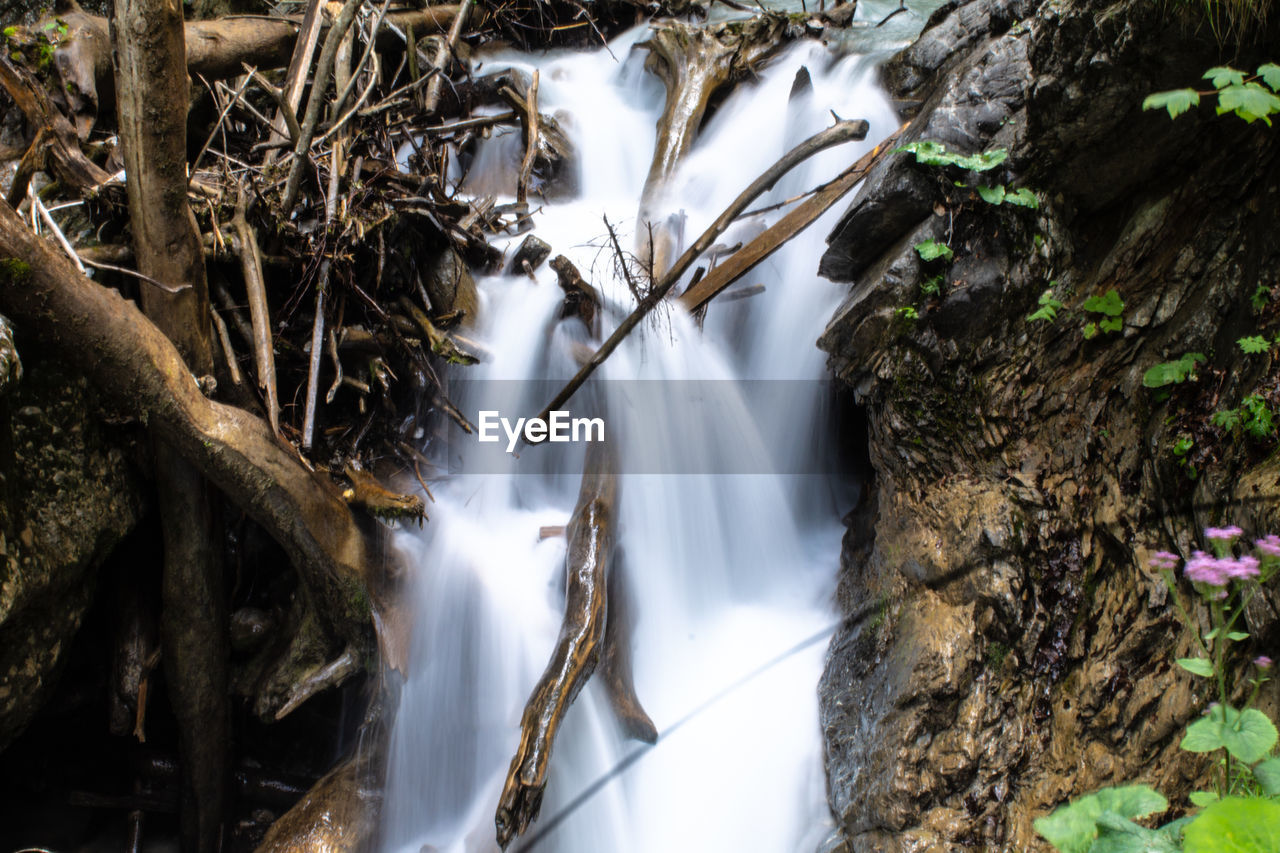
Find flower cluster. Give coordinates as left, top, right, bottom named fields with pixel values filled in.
left=1147, top=526, right=1280, bottom=589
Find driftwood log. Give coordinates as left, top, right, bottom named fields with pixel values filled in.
left=496, top=442, right=620, bottom=849
left=637, top=16, right=787, bottom=275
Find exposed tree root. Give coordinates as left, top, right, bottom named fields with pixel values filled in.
left=0, top=202, right=377, bottom=657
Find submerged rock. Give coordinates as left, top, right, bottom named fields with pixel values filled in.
left=817, top=0, right=1280, bottom=847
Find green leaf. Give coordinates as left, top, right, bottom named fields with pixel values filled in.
left=1181, top=705, right=1279, bottom=763
left=915, top=240, right=954, bottom=262
left=977, top=184, right=1006, bottom=204
left=893, top=141, right=1008, bottom=172
left=1091, top=813, right=1181, bottom=853
left=1217, top=82, right=1280, bottom=126
left=955, top=148, right=1009, bottom=172
left=1252, top=757, right=1280, bottom=795
left=1189, top=790, right=1220, bottom=807
left=1034, top=786, right=1169, bottom=853
left=1143, top=88, right=1201, bottom=119
left=1213, top=408, right=1242, bottom=430
left=1158, top=816, right=1194, bottom=844
left=1238, top=335, right=1272, bottom=354
left=1099, top=315, right=1123, bottom=334
left=1084, top=322, right=1099, bottom=339
left=920, top=274, right=943, bottom=297
left=1226, top=631, right=1249, bottom=641
left=1182, top=713, right=1229, bottom=753
left=1177, top=657, right=1216, bottom=677
left=1029, top=289, right=1063, bottom=322
left=1005, top=187, right=1040, bottom=208
left=895, top=305, right=918, bottom=320
left=1182, top=797, right=1280, bottom=853
left=1083, top=289, right=1125, bottom=316
left=1260, top=63, right=1280, bottom=93
left=1205, top=66, right=1246, bottom=88
left=1143, top=353, right=1206, bottom=387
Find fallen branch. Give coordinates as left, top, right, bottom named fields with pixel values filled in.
left=232, top=185, right=281, bottom=435
left=422, top=0, right=474, bottom=116
left=496, top=443, right=617, bottom=849
left=510, top=70, right=540, bottom=204
left=529, top=118, right=881, bottom=427
left=281, top=0, right=362, bottom=211
left=679, top=125, right=907, bottom=311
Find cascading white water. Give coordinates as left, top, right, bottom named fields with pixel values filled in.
left=381, top=15, right=903, bottom=853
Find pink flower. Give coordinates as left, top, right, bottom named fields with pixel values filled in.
left=1223, top=555, right=1261, bottom=579
left=1255, top=656, right=1273, bottom=669
left=1205, top=526, right=1243, bottom=543
left=1185, top=551, right=1228, bottom=586
left=1255, top=535, right=1280, bottom=558
left=1148, top=551, right=1181, bottom=571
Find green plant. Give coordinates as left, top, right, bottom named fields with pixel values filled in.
left=895, top=305, right=919, bottom=321
left=1237, top=335, right=1273, bottom=355
left=1172, top=433, right=1198, bottom=479
left=893, top=141, right=1008, bottom=171
left=1035, top=528, right=1280, bottom=852
left=920, top=274, right=943, bottom=297
left=1144, top=64, right=1280, bottom=125
left=1082, top=289, right=1125, bottom=338
left=1144, top=353, right=1207, bottom=387
left=1029, top=286, right=1064, bottom=322
left=1213, top=395, right=1277, bottom=441
left=975, top=184, right=1040, bottom=208
left=914, top=240, right=953, bottom=262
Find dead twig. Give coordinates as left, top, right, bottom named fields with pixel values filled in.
left=232, top=182, right=281, bottom=435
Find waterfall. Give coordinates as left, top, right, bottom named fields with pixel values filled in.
left=380, top=21, right=899, bottom=853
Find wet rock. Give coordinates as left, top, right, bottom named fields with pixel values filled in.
left=0, top=358, right=144, bottom=750
left=0, top=314, right=20, bottom=394
left=424, top=245, right=479, bottom=325
left=255, top=750, right=381, bottom=853
left=818, top=0, right=1280, bottom=847
left=509, top=234, right=552, bottom=275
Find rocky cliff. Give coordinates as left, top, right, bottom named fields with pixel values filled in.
left=816, top=0, right=1280, bottom=848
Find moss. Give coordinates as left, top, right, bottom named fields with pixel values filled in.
left=0, top=259, right=32, bottom=284
left=986, top=641, right=1011, bottom=670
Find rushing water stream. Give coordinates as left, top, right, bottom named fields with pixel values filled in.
left=380, top=15, right=905, bottom=852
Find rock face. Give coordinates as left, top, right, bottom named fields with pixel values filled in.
left=0, top=356, right=144, bottom=750
left=816, top=0, right=1280, bottom=849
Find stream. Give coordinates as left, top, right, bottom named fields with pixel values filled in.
left=380, top=11, right=909, bottom=852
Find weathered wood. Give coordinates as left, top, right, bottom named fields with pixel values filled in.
left=599, top=548, right=658, bottom=743
left=46, top=7, right=464, bottom=120
left=0, top=54, right=111, bottom=200
left=637, top=16, right=787, bottom=275
left=281, top=0, right=362, bottom=211
left=679, top=125, right=905, bottom=311
left=112, top=2, right=227, bottom=848
left=232, top=185, right=281, bottom=435
left=495, top=443, right=617, bottom=849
